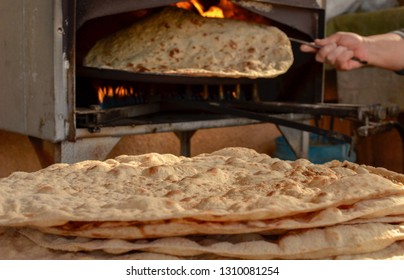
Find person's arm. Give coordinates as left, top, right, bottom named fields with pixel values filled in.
left=300, top=31, right=404, bottom=71
left=391, top=29, right=404, bottom=74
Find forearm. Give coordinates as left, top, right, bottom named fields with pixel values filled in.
left=364, top=32, right=404, bottom=71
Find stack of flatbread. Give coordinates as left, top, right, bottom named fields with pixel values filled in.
left=83, top=7, right=294, bottom=78
left=1, top=147, right=404, bottom=259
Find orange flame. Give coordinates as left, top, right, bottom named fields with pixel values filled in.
left=97, top=85, right=135, bottom=104
left=175, top=0, right=271, bottom=24
left=190, top=0, right=224, bottom=18
left=175, top=1, right=193, bottom=10
left=176, top=0, right=228, bottom=18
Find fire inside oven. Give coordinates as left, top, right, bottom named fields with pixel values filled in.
left=74, top=0, right=325, bottom=130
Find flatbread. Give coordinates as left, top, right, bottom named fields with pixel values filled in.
left=2, top=147, right=404, bottom=260
left=34, top=195, right=404, bottom=240
left=344, top=215, right=404, bottom=225
left=5, top=225, right=404, bottom=260
left=335, top=240, right=404, bottom=260
left=0, top=228, right=180, bottom=260
left=4, top=223, right=404, bottom=260
left=19, top=223, right=404, bottom=260
left=83, top=7, right=293, bottom=78
left=1, top=147, right=404, bottom=229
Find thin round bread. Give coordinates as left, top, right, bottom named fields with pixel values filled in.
left=33, top=195, right=404, bottom=240
left=344, top=215, right=404, bottom=225
left=1, top=147, right=404, bottom=228
left=335, top=240, right=404, bottom=260
left=83, top=7, right=294, bottom=78
left=18, top=223, right=404, bottom=260
left=0, top=228, right=180, bottom=260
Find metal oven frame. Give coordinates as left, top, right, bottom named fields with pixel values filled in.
left=0, top=0, right=330, bottom=163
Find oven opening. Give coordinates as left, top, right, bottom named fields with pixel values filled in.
left=74, top=0, right=324, bottom=130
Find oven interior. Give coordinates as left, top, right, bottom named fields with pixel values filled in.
left=70, top=0, right=402, bottom=161
left=73, top=0, right=325, bottom=133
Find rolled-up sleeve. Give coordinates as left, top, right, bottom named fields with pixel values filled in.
left=392, top=29, right=404, bottom=38
left=392, top=29, right=404, bottom=75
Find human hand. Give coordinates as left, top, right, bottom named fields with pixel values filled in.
left=300, top=32, right=368, bottom=70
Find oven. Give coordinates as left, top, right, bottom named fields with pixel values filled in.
left=0, top=0, right=399, bottom=163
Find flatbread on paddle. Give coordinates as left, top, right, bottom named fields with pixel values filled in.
left=83, top=7, right=293, bottom=78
